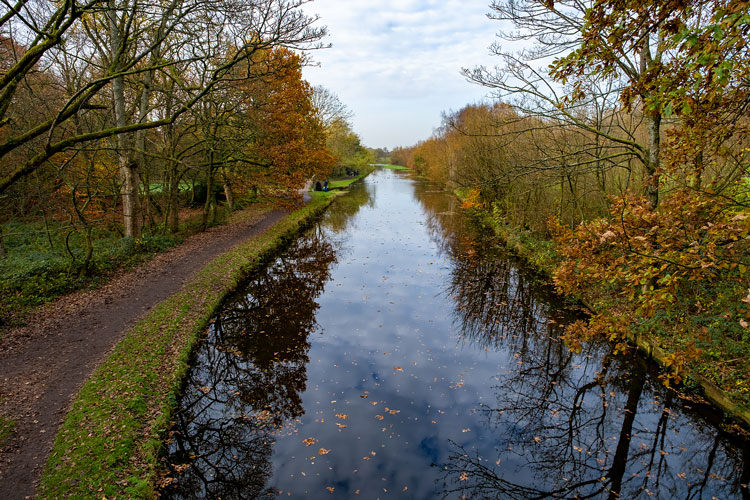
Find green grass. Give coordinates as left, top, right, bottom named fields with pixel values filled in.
left=0, top=206, right=240, bottom=327
left=326, top=165, right=375, bottom=190
left=38, top=196, right=337, bottom=499
left=0, top=415, right=15, bottom=448
left=379, top=164, right=409, bottom=171
left=0, top=224, right=181, bottom=326
left=146, top=182, right=191, bottom=195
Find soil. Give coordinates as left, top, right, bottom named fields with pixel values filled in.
left=0, top=208, right=287, bottom=500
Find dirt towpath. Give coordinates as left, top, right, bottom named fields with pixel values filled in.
left=0, top=208, right=287, bottom=499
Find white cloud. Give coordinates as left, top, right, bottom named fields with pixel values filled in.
left=301, top=0, right=504, bottom=149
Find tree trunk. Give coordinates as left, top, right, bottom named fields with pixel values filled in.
left=142, top=166, right=153, bottom=231
left=110, top=0, right=141, bottom=238
left=222, top=168, right=234, bottom=212
left=202, top=152, right=214, bottom=230
left=166, top=163, right=180, bottom=234
left=640, top=31, right=662, bottom=210
left=120, top=159, right=142, bottom=238
left=81, top=226, right=94, bottom=277
left=644, top=111, right=661, bottom=209
left=691, top=151, right=704, bottom=190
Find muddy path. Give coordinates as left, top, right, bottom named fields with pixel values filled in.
left=0, top=208, right=286, bottom=499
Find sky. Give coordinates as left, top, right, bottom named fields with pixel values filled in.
left=301, top=1, right=504, bottom=150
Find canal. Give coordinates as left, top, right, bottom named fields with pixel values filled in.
left=161, top=168, right=749, bottom=499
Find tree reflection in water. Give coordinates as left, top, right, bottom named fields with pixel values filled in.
left=440, top=240, right=749, bottom=499
left=412, top=173, right=748, bottom=500
left=161, top=231, right=337, bottom=499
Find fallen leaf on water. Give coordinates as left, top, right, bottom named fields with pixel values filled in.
left=459, top=472, right=469, bottom=481
left=336, top=413, right=348, bottom=420
left=393, top=366, right=403, bottom=371
left=302, top=437, right=317, bottom=446
left=336, top=423, right=348, bottom=429
left=326, top=487, right=335, bottom=493
left=318, top=448, right=331, bottom=455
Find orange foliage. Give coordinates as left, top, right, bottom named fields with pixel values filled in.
left=235, top=48, right=335, bottom=200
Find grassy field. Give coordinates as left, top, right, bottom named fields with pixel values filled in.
left=0, top=207, right=237, bottom=327
left=37, top=190, right=346, bottom=499
left=378, top=164, right=409, bottom=171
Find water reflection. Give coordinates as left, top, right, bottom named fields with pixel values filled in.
left=162, top=169, right=748, bottom=500
left=439, top=344, right=749, bottom=500
left=325, top=178, right=375, bottom=233
left=162, top=232, right=337, bottom=499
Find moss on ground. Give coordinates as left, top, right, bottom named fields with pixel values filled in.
left=0, top=416, right=15, bottom=449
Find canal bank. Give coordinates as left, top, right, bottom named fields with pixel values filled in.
left=36, top=188, right=357, bottom=499
left=159, top=169, right=748, bottom=499
left=464, top=202, right=750, bottom=430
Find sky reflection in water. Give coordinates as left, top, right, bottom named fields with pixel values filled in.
left=162, top=169, right=749, bottom=500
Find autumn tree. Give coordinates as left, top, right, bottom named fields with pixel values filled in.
left=0, top=0, right=327, bottom=236
left=463, top=0, right=662, bottom=207
left=232, top=47, right=335, bottom=202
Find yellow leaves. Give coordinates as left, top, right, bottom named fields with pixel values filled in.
left=460, top=187, right=483, bottom=210
left=302, top=437, right=317, bottom=446
left=335, top=413, right=348, bottom=420
left=318, top=448, right=331, bottom=455
left=326, top=486, right=335, bottom=493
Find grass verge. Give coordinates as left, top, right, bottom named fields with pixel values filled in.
left=326, top=166, right=375, bottom=190
left=38, top=193, right=341, bottom=499
left=378, top=164, right=409, bottom=171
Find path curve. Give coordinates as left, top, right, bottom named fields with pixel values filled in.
left=0, top=208, right=287, bottom=499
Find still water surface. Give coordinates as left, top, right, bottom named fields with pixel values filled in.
left=163, top=169, right=749, bottom=499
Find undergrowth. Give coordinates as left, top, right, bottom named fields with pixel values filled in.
left=0, top=206, right=236, bottom=327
